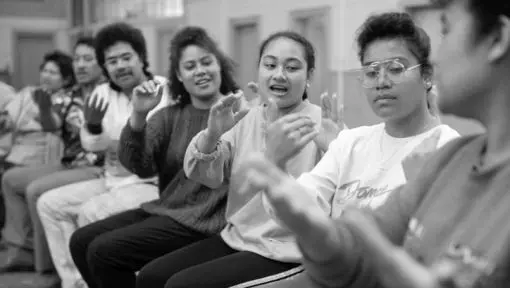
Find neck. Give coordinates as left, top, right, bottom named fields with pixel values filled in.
left=122, top=74, right=148, bottom=98
left=80, top=80, right=100, bottom=98
left=384, top=102, right=440, bottom=138
left=478, top=81, right=510, bottom=164
left=191, top=93, right=222, bottom=110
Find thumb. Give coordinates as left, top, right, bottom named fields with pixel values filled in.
left=247, top=81, right=259, bottom=94
left=233, top=108, right=250, bottom=123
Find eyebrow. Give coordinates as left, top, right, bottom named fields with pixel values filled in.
left=182, top=54, right=213, bottom=64
left=106, top=52, right=132, bottom=61
left=262, top=55, right=303, bottom=63
left=363, top=57, right=409, bottom=66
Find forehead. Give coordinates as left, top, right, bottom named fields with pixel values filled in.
left=104, top=42, right=136, bottom=58
left=180, top=45, right=214, bottom=62
left=75, top=44, right=95, bottom=56
left=42, top=61, right=60, bottom=72
left=262, top=37, right=306, bottom=61
left=363, top=39, right=418, bottom=64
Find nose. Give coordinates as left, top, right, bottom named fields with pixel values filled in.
left=272, top=65, right=286, bottom=82
left=75, top=58, right=86, bottom=69
left=194, top=64, right=206, bottom=76
left=376, top=68, right=391, bottom=89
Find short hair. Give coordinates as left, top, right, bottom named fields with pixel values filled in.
left=94, top=22, right=151, bottom=91
left=356, top=12, right=433, bottom=81
left=73, top=36, right=95, bottom=51
left=40, top=50, right=76, bottom=89
left=258, top=31, right=315, bottom=100
left=168, top=26, right=239, bottom=106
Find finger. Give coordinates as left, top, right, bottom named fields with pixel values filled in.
left=343, top=209, right=434, bottom=288
left=295, top=129, right=319, bottom=147
left=283, top=118, right=316, bottom=133
left=148, top=80, right=157, bottom=93
left=156, top=83, right=164, bottom=98
left=221, top=93, right=241, bottom=107
left=233, top=108, right=250, bottom=123
left=331, top=93, right=339, bottom=123
left=87, top=93, right=98, bottom=108
left=320, top=92, right=332, bottom=119
left=247, top=82, right=259, bottom=94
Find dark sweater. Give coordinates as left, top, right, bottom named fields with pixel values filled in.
left=118, top=104, right=228, bottom=235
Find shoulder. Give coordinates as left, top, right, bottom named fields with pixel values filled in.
left=434, top=124, right=461, bottom=147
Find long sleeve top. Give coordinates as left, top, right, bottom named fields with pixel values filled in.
left=118, top=104, right=228, bottom=234
left=184, top=102, right=322, bottom=262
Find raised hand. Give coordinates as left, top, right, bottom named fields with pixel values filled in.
left=314, top=92, right=346, bottom=151
left=343, top=208, right=459, bottom=288
left=240, top=153, right=340, bottom=262
left=205, top=90, right=250, bottom=140
left=265, top=113, right=318, bottom=167
left=84, top=92, right=109, bottom=126
left=402, top=129, right=441, bottom=181
left=132, top=79, right=165, bottom=115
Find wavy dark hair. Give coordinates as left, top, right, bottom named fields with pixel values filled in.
left=258, top=31, right=315, bottom=100
left=169, top=26, right=239, bottom=106
left=94, top=22, right=152, bottom=91
left=40, top=50, right=76, bottom=89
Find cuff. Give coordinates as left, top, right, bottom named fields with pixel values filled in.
left=86, top=123, right=103, bottom=135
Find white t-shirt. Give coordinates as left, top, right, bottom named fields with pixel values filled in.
left=263, top=123, right=460, bottom=221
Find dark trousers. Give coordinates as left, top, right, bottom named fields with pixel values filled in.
left=136, top=235, right=300, bottom=288
left=69, top=208, right=207, bottom=288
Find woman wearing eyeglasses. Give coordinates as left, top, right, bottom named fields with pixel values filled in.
left=259, top=13, right=459, bottom=220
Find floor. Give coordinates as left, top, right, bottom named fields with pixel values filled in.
left=0, top=251, right=59, bottom=288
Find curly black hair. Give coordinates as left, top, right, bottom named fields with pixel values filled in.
left=356, top=12, right=432, bottom=81
left=94, top=22, right=152, bottom=91
left=168, top=26, right=239, bottom=106
left=40, top=50, right=76, bottom=89
left=258, top=31, right=315, bottom=100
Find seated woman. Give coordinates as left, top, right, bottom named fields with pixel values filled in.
left=125, top=30, right=322, bottom=288
left=35, top=22, right=169, bottom=288
left=232, top=12, right=459, bottom=288
left=68, top=26, right=237, bottom=288
left=240, top=3, right=510, bottom=287
left=0, top=37, right=104, bottom=274
left=0, top=50, right=75, bottom=169
left=0, top=50, right=75, bottom=234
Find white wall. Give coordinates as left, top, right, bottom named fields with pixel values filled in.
left=185, top=0, right=403, bottom=127
left=0, top=17, right=69, bottom=74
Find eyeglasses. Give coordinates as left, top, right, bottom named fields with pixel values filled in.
left=358, top=59, right=421, bottom=88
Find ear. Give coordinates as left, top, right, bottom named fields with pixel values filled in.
left=176, top=70, right=183, bottom=82
left=488, top=15, right=510, bottom=63
left=306, top=68, right=315, bottom=86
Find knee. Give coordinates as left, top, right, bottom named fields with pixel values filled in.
left=69, top=226, right=98, bottom=265
left=25, top=183, right=44, bottom=208
left=85, top=236, right=113, bottom=269
left=136, top=262, right=171, bottom=288
left=164, top=272, right=192, bottom=288
left=2, top=168, right=21, bottom=195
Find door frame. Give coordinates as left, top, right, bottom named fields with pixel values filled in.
left=229, top=15, right=261, bottom=64
left=13, top=31, right=55, bottom=89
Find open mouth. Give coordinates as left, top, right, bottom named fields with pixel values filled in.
left=195, top=78, right=211, bottom=86
left=269, top=84, right=288, bottom=96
